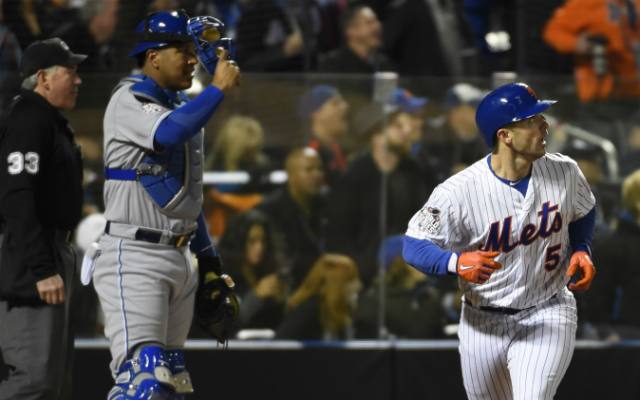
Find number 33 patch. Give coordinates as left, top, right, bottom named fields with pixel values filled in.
left=417, top=206, right=442, bottom=234
left=7, top=152, right=39, bottom=175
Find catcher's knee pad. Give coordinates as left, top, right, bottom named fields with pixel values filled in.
left=110, top=344, right=177, bottom=400
left=167, top=349, right=193, bottom=394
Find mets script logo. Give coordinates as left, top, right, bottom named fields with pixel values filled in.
left=482, top=202, right=562, bottom=253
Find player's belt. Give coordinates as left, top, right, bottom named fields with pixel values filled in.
left=464, top=298, right=533, bottom=316
left=105, top=221, right=193, bottom=247
left=104, top=164, right=168, bottom=181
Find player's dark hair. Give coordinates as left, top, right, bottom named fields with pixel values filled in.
left=491, top=132, right=498, bottom=153
left=135, top=52, right=147, bottom=68
left=135, top=47, right=166, bottom=68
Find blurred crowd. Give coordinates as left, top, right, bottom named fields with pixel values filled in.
left=70, top=80, right=640, bottom=343
left=3, top=0, right=640, bottom=342
left=0, top=0, right=515, bottom=75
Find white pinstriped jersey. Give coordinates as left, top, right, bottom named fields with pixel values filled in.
left=406, top=153, right=596, bottom=310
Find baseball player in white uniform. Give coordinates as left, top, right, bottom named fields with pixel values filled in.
left=86, top=11, right=240, bottom=400
left=403, top=83, right=597, bottom=400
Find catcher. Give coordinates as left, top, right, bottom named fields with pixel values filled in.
left=84, top=10, right=240, bottom=400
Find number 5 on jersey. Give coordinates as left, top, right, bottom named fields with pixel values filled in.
left=7, top=152, right=39, bottom=175
left=544, top=244, right=562, bottom=271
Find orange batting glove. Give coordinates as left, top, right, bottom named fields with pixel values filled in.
left=567, top=251, right=595, bottom=292
left=457, top=251, right=502, bottom=284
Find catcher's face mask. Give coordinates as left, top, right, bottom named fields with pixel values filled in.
left=187, top=16, right=235, bottom=74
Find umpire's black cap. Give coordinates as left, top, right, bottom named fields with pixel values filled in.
left=20, top=38, right=88, bottom=78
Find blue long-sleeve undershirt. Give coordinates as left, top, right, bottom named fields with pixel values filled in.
left=190, top=210, right=217, bottom=258
left=403, top=206, right=597, bottom=276
left=155, top=85, right=224, bottom=148
left=568, top=206, right=596, bottom=254
left=403, top=237, right=456, bottom=276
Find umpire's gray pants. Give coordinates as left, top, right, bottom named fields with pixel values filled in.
left=0, top=240, right=76, bottom=400
left=93, top=234, right=198, bottom=380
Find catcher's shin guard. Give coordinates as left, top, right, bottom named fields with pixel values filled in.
left=167, top=349, right=194, bottom=394
left=110, top=344, right=178, bottom=400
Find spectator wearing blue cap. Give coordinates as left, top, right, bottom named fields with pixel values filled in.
left=352, top=234, right=445, bottom=339
left=391, top=89, right=429, bottom=150
left=298, top=84, right=349, bottom=187
left=415, top=83, right=490, bottom=183
left=392, top=88, right=440, bottom=192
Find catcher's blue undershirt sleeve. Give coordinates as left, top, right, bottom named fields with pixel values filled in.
left=568, top=206, right=596, bottom=255
left=155, top=85, right=224, bottom=148
left=190, top=211, right=217, bottom=258
left=403, top=236, right=458, bottom=276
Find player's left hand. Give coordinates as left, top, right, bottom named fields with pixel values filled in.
left=195, top=256, right=239, bottom=344
left=567, top=251, right=595, bottom=292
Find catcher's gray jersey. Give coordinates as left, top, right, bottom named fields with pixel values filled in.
left=102, top=79, right=204, bottom=233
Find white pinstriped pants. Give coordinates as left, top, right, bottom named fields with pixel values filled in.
left=459, top=289, right=578, bottom=400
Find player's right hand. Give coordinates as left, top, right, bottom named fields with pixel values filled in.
left=211, top=49, right=241, bottom=94
left=567, top=251, right=595, bottom=292
left=36, top=274, right=66, bottom=305
left=457, top=251, right=502, bottom=284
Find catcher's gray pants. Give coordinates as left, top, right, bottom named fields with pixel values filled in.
left=93, top=233, right=198, bottom=381
left=0, top=239, right=76, bottom=400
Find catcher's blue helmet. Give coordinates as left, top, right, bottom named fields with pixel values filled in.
left=475, top=83, right=556, bottom=148
left=128, top=10, right=193, bottom=57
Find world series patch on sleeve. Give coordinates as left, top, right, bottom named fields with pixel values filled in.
left=416, top=206, right=441, bottom=234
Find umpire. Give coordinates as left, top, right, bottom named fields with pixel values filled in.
left=0, top=38, right=86, bottom=399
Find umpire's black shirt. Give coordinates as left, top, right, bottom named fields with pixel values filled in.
left=0, top=89, right=83, bottom=300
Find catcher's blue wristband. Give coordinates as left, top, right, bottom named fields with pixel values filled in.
left=190, top=211, right=217, bottom=258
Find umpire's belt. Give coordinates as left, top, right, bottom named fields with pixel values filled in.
left=42, top=228, right=74, bottom=243
left=464, top=298, right=533, bottom=316
left=105, top=221, right=193, bottom=247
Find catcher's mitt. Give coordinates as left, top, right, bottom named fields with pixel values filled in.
left=195, top=256, right=239, bottom=344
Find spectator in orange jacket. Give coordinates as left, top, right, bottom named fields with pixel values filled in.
left=543, top=0, right=640, bottom=103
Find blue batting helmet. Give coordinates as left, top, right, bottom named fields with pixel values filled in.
left=475, top=83, right=556, bottom=148
left=128, top=10, right=193, bottom=57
